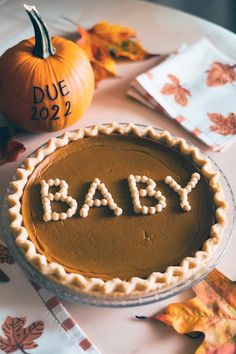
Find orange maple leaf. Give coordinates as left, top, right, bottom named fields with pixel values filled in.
left=76, top=21, right=155, bottom=84
left=88, top=21, right=152, bottom=61
left=208, top=112, right=236, bottom=136
left=161, top=74, right=191, bottom=106
left=207, top=62, right=236, bottom=86
left=156, top=269, right=236, bottom=354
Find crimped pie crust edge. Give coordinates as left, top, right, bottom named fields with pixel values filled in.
left=7, top=123, right=227, bottom=297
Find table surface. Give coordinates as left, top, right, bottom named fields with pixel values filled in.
left=0, top=1, right=236, bottom=353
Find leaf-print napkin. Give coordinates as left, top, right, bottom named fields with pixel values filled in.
left=0, top=241, right=100, bottom=354
left=127, top=38, right=236, bottom=151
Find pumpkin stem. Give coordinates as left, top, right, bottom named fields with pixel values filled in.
left=24, top=4, right=56, bottom=59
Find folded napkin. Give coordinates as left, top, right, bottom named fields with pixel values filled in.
left=128, top=38, right=236, bottom=151
left=0, top=240, right=99, bottom=354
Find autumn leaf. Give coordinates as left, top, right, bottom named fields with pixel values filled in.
left=0, top=127, right=25, bottom=167
left=0, top=316, right=44, bottom=353
left=155, top=269, right=236, bottom=354
left=89, top=21, right=136, bottom=45
left=161, top=74, right=191, bottom=106
left=89, top=21, right=151, bottom=61
left=76, top=20, right=155, bottom=84
left=208, top=112, right=236, bottom=136
left=89, top=33, right=118, bottom=76
left=207, top=62, right=236, bottom=86
left=76, top=26, right=93, bottom=61
left=0, top=242, right=14, bottom=265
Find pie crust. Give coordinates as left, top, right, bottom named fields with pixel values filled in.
left=7, top=123, right=227, bottom=297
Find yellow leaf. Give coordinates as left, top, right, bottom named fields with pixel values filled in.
left=90, top=21, right=152, bottom=61
left=77, top=26, right=117, bottom=84
left=89, top=21, right=136, bottom=44
left=89, top=33, right=118, bottom=76
left=91, top=62, right=114, bottom=86
left=156, top=269, right=236, bottom=354
left=112, top=39, right=152, bottom=61
left=76, top=26, right=93, bottom=61
left=76, top=20, right=155, bottom=84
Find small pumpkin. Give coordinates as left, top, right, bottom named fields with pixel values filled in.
left=0, top=5, right=94, bottom=132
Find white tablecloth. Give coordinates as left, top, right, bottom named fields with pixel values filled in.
left=1, top=1, right=236, bottom=353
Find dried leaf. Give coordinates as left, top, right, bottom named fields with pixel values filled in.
left=0, top=127, right=25, bottom=167
left=77, top=26, right=117, bottom=75
left=208, top=112, right=236, bottom=136
left=76, top=26, right=94, bottom=61
left=91, top=61, right=113, bottom=84
left=161, top=74, right=191, bottom=106
left=0, top=243, right=14, bottom=264
left=207, top=62, right=236, bottom=86
left=89, top=21, right=152, bottom=61
left=77, top=26, right=117, bottom=84
left=155, top=269, right=236, bottom=354
left=0, top=316, right=44, bottom=353
left=76, top=20, right=155, bottom=84
left=89, top=21, right=136, bottom=44
left=89, top=33, right=118, bottom=76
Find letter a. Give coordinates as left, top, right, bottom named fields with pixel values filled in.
left=80, top=178, right=122, bottom=218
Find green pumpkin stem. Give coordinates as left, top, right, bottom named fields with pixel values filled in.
left=24, top=4, right=56, bottom=59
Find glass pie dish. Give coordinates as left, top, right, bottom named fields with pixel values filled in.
left=2, top=123, right=235, bottom=307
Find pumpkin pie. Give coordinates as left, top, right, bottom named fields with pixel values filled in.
left=7, top=123, right=227, bottom=296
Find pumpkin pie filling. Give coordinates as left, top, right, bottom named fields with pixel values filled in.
left=21, top=134, right=215, bottom=281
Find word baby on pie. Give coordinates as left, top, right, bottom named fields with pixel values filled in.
left=40, top=173, right=200, bottom=222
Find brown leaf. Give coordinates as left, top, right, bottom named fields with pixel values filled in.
left=161, top=74, right=191, bottom=106
left=0, top=316, right=44, bottom=353
left=76, top=20, right=156, bottom=85
left=0, top=243, right=14, bottom=265
left=22, top=321, right=44, bottom=350
left=0, top=127, right=25, bottom=167
left=155, top=269, right=236, bottom=354
left=89, top=33, right=118, bottom=76
left=207, top=62, right=236, bottom=86
left=208, top=112, right=236, bottom=136
left=0, top=317, right=24, bottom=353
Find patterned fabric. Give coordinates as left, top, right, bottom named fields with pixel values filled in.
left=127, top=38, right=236, bottom=151
left=37, top=287, right=97, bottom=353
left=0, top=241, right=100, bottom=354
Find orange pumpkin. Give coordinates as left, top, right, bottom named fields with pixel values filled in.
left=0, top=5, right=94, bottom=132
